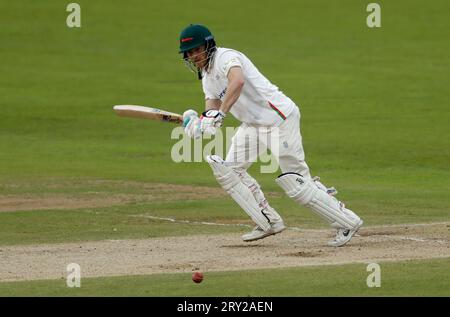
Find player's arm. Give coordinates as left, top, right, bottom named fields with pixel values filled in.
left=200, top=66, right=244, bottom=133
left=205, top=98, right=221, bottom=111
left=220, top=66, right=245, bottom=114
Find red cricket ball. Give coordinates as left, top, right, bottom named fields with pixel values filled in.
left=192, top=271, right=204, bottom=283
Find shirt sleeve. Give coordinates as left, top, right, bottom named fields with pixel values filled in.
left=217, top=51, right=243, bottom=78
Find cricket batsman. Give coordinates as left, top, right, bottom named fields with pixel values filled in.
left=179, top=24, right=363, bottom=246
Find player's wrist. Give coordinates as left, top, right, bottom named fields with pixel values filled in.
left=201, top=109, right=225, bottom=120
left=218, top=110, right=226, bottom=117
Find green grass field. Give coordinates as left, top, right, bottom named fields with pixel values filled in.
left=0, top=0, right=449, bottom=297
left=1, top=258, right=449, bottom=297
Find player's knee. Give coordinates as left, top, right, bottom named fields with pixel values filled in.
left=275, top=172, right=316, bottom=205
left=278, top=158, right=311, bottom=179
left=225, top=160, right=251, bottom=174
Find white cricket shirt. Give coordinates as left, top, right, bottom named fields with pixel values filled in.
left=202, top=47, right=296, bottom=126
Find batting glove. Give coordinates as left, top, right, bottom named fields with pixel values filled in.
left=183, top=109, right=201, bottom=139
left=200, top=110, right=226, bottom=135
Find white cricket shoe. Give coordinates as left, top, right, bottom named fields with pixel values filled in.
left=242, top=221, right=286, bottom=242
left=328, top=219, right=363, bottom=247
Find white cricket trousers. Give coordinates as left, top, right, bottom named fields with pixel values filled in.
left=225, top=106, right=311, bottom=177
left=225, top=106, right=310, bottom=222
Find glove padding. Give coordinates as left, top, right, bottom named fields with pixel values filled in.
left=200, top=110, right=226, bottom=135
left=183, top=109, right=201, bottom=139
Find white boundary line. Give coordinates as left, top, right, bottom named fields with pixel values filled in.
left=132, top=214, right=450, bottom=231
left=132, top=215, right=449, bottom=244
left=363, top=221, right=450, bottom=229
left=132, top=215, right=252, bottom=228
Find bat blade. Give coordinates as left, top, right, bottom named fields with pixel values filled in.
left=113, top=105, right=183, bottom=124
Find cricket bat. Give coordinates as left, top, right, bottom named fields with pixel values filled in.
left=113, top=105, right=183, bottom=124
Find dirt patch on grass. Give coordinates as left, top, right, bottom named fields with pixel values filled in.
left=0, top=178, right=283, bottom=212
left=0, top=194, right=133, bottom=212
left=0, top=222, right=448, bottom=282
left=0, top=181, right=227, bottom=212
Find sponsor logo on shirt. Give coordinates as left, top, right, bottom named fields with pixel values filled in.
left=218, top=88, right=227, bottom=99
